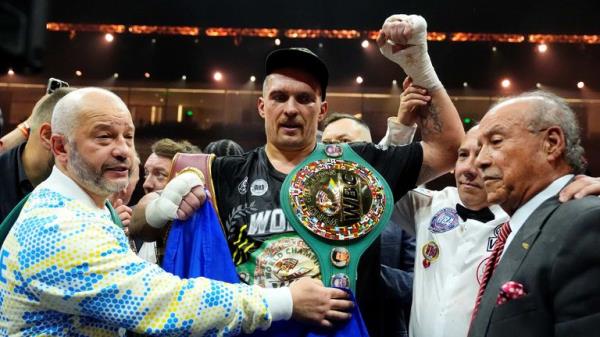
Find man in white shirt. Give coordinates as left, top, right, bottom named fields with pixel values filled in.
left=469, top=91, right=600, bottom=336
left=392, top=125, right=508, bottom=337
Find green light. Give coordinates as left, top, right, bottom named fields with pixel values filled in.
left=186, top=110, right=193, bottom=116
left=463, top=117, right=472, bottom=124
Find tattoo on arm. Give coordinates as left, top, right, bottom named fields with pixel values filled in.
left=419, top=103, right=443, bottom=137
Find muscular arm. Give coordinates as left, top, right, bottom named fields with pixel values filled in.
left=416, top=88, right=464, bottom=185
left=377, top=15, right=464, bottom=185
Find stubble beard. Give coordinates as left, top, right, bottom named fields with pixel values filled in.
left=68, top=141, right=129, bottom=197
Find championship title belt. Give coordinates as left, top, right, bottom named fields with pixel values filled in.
left=281, top=143, right=393, bottom=292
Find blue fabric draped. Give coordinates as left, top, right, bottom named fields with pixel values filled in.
left=162, top=201, right=239, bottom=282
left=162, top=201, right=369, bottom=337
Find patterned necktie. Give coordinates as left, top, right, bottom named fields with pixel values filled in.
left=471, top=222, right=512, bottom=322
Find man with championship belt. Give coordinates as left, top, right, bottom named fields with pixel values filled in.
left=131, top=14, right=465, bottom=336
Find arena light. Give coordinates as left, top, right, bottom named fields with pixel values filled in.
left=213, top=71, right=223, bottom=81
left=451, top=33, right=525, bottom=43
left=501, top=78, right=511, bottom=88
left=44, top=23, right=600, bottom=44
left=250, top=75, right=256, bottom=82
left=536, top=82, right=542, bottom=88
left=181, top=75, right=187, bottom=80
left=577, top=81, right=585, bottom=89
left=129, top=25, right=199, bottom=36
left=356, top=76, right=363, bottom=84
left=113, top=73, right=119, bottom=79
left=204, top=27, right=278, bottom=37
left=529, top=34, right=600, bottom=44
left=46, top=22, right=126, bottom=33
left=75, top=70, right=82, bottom=77
left=274, top=38, right=281, bottom=46
left=463, top=82, right=468, bottom=88
left=537, top=43, right=548, bottom=53
left=104, top=33, right=114, bottom=42
left=361, top=39, right=369, bottom=48
left=144, top=72, right=151, bottom=78
left=7, top=69, right=14, bottom=76
left=392, top=79, right=397, bottom=86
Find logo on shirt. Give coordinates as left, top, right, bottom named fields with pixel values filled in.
left=429, top=208, right=460, bottom=233
left=238, top=176, right=248, bottom=195
left=250, top=179, right=268, bottom=196
left=487, top=224, right=502, bottom=251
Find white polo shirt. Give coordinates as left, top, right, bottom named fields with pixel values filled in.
left=392, top=187, right=509, bottom=337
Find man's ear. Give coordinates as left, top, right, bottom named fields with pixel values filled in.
left=544, top=126, right=566, bottom=162
left=257, top=97, right=266, bottom=119
left=317, top=101, right=328, bottom=122
left=51, top=134, right=68, bottom=165
left=39, top=123, right=52, bottom=151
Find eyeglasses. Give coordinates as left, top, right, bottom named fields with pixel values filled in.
left=46, top=78, right=69, bottom=95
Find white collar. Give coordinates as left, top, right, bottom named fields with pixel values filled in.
left=504, top=174, right=573, bottom=249
left=39, top=166, right=109, bottom=212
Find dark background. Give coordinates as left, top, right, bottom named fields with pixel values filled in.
left=1, top=0, right=599, bottom=185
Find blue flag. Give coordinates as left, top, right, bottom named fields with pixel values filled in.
left=162, top=201, right=369, bottom=337
left=162, top=201, right=239, bottom=282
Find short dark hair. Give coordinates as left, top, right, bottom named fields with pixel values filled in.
left=204, top=139, right=244, bottom=157
left=322, top=112, right=370, bottom=131
left=151, top=138, right=201, bottom=160
left=30, top=87, right=75, bottom=131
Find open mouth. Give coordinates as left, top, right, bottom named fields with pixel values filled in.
left=105, top=166, right=129, bottom=176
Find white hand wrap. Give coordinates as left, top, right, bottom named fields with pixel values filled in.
left=145, top=171, right=204, bottom=228
left=380, top=14, right=442, bottom=91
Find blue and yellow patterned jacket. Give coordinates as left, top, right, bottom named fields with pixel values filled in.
left=0, top=167, right=287, bottom=336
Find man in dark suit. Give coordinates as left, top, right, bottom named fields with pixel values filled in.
left=468, top=90, right=600, bottom=337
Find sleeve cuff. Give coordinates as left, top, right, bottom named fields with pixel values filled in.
left=263, top=287, right=293, bottom=322
left=386, top=117, right=417, bottom=145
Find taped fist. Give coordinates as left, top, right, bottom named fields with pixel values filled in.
left=145, top=170, right=206, bottom=228
left=377, top=14, right=442, bottom=91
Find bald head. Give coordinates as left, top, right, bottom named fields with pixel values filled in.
left=52, top=88, right=130, bottom=139
left=322, top=113, right=372, bottom=143
left=50, top=87, right=135, bottom=206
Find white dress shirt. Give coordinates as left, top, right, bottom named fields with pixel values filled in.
left=393, top=187, right=510, bottom=337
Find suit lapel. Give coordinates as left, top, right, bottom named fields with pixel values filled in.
left=470, top=197, right=561, bottom=336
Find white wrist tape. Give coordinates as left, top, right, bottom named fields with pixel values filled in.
left=145, top=171, right=204, bottom=228
left=380, top=15, right=442, bottom=91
